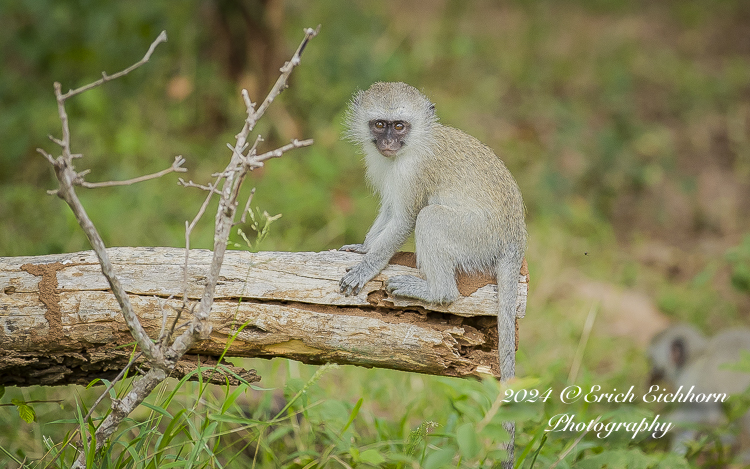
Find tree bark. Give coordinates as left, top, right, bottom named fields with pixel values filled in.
left=0, top=248, right=529, bottom=386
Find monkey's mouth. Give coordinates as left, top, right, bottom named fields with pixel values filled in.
left=375, top=139, right=402, bottom=157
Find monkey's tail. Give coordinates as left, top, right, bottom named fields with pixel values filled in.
left=495, top=255, right=519, bottom=381
left=495, top=254, right=521, bottom=469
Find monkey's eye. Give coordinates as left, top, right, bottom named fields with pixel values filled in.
left=394, top=122, right=405, bottom=131
left=374, top=121, right=386, bottom=129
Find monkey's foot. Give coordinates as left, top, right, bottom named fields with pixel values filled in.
left=386, top=275, right=457, bottom=305
left=339, top=243, right=367, bottom=253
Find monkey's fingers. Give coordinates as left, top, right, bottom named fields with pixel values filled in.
left=339, top=281, right=361, bottom=296
left=339, top=278, right=351, bottom=295
left=340, top=263, right=376, bottom=296
left=339, top=275, right=359, bottom=296
left=340, top=265, right=357, bottom=294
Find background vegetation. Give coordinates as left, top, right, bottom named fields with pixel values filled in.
left=1, top=0, right=749, bottom=467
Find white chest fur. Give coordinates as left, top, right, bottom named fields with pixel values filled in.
left=363, top=147, right=424, bottom=213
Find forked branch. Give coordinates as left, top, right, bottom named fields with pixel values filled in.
left=36, top=27, right=320, bottom=468
left=40, top=32, right=172, bottom=366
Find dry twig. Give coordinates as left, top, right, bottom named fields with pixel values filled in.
left=40, top=33, right=172, bottom=365
left=81, top=156, right=187, bottom=188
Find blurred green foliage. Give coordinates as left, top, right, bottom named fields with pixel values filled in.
left=2, top=0, right=750, bottom=467
left=727, top=235, right=750, bottom=293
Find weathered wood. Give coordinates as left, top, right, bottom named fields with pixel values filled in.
left=0, top=248, right=529, bottom=385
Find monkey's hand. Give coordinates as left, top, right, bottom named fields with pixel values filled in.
left=339, top=243, right=367, bottom=253
left=340, top=261, right=380, bottom=296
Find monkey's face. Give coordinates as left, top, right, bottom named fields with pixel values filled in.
left=647, top=325, right=705, bottom=388
left=369, top=120, right=411, bottom=157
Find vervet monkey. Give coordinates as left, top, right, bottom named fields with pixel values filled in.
left=339, top=82, right=526, bottom=466
left=648, top=324, right=750, bottom=459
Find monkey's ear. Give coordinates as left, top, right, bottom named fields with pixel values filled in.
left=670, top=337, right=687, bottom=368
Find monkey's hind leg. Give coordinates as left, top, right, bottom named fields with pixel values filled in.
left=386, top=205, right=461, bottom=305
left=386, top=274, right=457, bottom=304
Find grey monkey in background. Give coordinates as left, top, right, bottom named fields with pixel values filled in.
left=339, top=82, right=527, bottom=467
left=648, top=323, right=750, bottom=460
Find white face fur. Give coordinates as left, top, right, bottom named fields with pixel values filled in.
left=344, top=82, right=438, bottom=158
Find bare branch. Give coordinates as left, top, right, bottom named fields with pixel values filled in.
left=73, top=367, right=167, bottom=469
left=48, top=134, right=65, bottom=147
left=251, top=138, right=314, bottom=166
left=81, top=156, right=186, bottom=188
left=243, top=160, right=265, bottom=170
left=241, top=88, right=256, bottom=121
left=210, top=170, right=235, bottom=178
left=53, top=82, right=73, bottom=160
left=178, top=178, right=222, bottom=194
left=47, top=25, right=318, bottom=468
left=248, top=134, right=264, bottom=156
left=83, top=352, right=143, bottom=423
left=248, top=26, right=320, bottom=131
left=42, top=31, right=171, bottom=371
left=157, top=295, right=174, bottom=343
left=60, top=31, right=168, bottom=101
left=182, top=176, right=222, bottom=309
left=239, top=188, right=257, bottom=225
left=168, top=302, right=195, bottom=345
left=226, top=141, right=250, bottom=163
left=39, top=32, right=171, bottom=467
left=54, top=177, right=160, bottom=365
left=36, top=148, right=57, bottom=166
left=171, top=26, right=320, bottom=364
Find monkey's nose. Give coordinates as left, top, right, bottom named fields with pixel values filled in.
left=377, top=139, right=401, bottom=156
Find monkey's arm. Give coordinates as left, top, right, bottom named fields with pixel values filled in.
left=340, top=212, right=414, bottom=296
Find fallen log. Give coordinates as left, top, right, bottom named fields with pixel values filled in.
left=0, top=247, right=529, bottom=386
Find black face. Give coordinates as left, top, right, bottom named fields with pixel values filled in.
left=369, top=120, right=411, bottom=157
